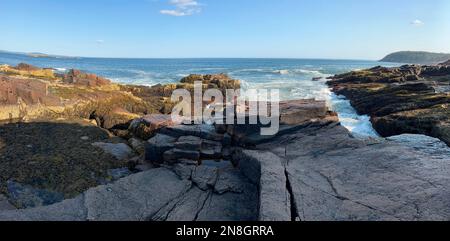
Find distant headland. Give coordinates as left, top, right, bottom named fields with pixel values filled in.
left=380, top=51, right=450, bottom=64
left=0, top=50, right=79, bottom=59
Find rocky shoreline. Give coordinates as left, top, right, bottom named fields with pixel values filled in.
left=1, top=63, right=450, bottom=220
left=327, top=61, right=450, bottom=146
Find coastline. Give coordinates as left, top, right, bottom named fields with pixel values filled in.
left=1, top=61, right=450, bottom=221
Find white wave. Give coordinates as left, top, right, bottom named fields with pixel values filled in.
left=231, top=68, right=268, bottom=74
left=329, top=93, right=379, bottom=138
left=188, top=67, right=227, bottom=72
left=298, top=69, right=320, bottom=74
left=273, top=69, right=290, bottom=75
left=54, top=67, right=67, bottom=72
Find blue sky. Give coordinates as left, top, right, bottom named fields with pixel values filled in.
left=1, top=0, right=449, bottom=59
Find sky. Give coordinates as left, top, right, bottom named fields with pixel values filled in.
left=1, top=0, right=449, bottom=59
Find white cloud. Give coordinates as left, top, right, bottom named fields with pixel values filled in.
left=411, top=19, right=424, bottom=27
left=160, top=10, right=188, bottom=16
left=160, top=0, right=201, bottom=16
left=96, top=40, right=105, bottom=44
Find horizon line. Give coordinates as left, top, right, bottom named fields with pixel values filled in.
left=0, top=49, right=382, bottom=62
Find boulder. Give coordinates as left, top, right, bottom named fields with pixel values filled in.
left=219, top=99, right=339, bottom=146
left=201, top=140, right=223, bottom=159
left=175, top=136, right=202, bottom=150
left=144, top=134, right=177, bottom=164
left=279, top=99, right=328, bottom=125
left=163, top=149, right=200, bottom=164
left=63, top=69, right=111, bottom=87
left=128, top=137, right=145, bottom=155
left=129, top=114, right=175, bottom=140
left=180, top=74, right=241, bottom=93
left=160, top=124, right=223, bottom=141
left=92, top=142, right=135, bottom=160
left=15, top=63, right=40, bottom=72
left=0, top=64, right=56, bottom=80
left=0, top=74, right=55, bottom=106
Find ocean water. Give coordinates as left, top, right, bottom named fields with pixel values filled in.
left=0, top=52, right=400, bottom=137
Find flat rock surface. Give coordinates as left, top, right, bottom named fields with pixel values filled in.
left=0, top=165, right=259, bottom=221
left=257, top=122, right=450, bottom=221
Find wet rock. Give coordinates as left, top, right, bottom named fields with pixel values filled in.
left=92, top=142, right=135, bottom=160
left=6, top=181, right=64, bottom=209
